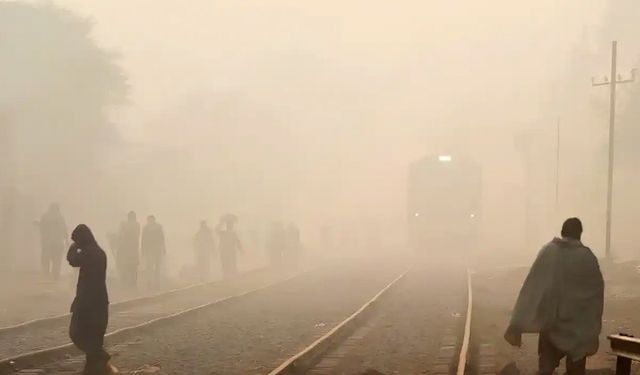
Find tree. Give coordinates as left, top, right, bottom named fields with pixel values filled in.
left=0, top=2, right=127, bottom=196
left=0, top=2, right=128, bottom=268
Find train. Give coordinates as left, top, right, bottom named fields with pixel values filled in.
left=407, top=154, right=482, bottom=252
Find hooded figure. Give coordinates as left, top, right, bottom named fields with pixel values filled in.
left=505, top=218, right=604, bottom=375
left=67, top=224, right=113, bottom=375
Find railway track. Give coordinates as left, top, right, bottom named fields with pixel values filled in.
left=270, top=262, right=474, bottom=375
left=14, top=259, right=409, bottom=374
left=2, top=258, right=475, bottom=374
left=0, top=268, right=267, bottom=335
left=0, top=267, right=300, bottom=374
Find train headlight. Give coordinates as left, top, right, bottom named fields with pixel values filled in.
left=414, top=212, right=420, bottom=217
left=438, top=155, right=452, bottom=162
left=469, top=213, right=476, bottom=219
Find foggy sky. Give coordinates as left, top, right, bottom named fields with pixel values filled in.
left=51, top=0, right=607, bottom=137
left=11, top=0, right=636, bottom=260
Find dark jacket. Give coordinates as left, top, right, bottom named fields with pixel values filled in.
left=67, top=224, right=109, bottom=312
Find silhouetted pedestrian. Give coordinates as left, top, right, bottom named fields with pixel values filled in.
left=142, top=215, right=165, bottom=284
left=67, top=224, right=115, bottom=375
left=504, top=218, right=604, bottom=375
left=193, top=220, right=216, bottom=280
left=117, top=211, right=140, bottom=287
left=37, top=203, right=68, bottom=280
left=217, top=214, right=242, bottom=278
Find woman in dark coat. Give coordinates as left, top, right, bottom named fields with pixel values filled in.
left=67, top=224, right=115, bottom=374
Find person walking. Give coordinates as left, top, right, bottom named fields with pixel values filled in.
left=67, top=224, right=116, bottom=375
left=141, top=215, right=166, bottom=285
left=216, top=214, right=242, bottom=279
left=504, top=218, right=604, bottom=375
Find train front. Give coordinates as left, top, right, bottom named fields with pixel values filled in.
left=407, top=154, right=482, bottom=253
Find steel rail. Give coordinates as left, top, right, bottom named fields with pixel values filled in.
left=269, top=265, right=473, bottom=375
left=0, top=267, right=268, bottom=335
left=268, top=270, right=408, bottom=375
left=456, top=267, right=473, bottom=375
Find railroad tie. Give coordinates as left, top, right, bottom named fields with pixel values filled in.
left=431, top=328, right=459, bottom=375
left=476, top=343, right=496, bottom=375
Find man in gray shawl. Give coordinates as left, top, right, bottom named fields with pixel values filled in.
left=504, top=218, right=604, bottom=375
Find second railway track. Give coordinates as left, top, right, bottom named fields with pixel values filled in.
left=271, top=258, right=473, bottom=375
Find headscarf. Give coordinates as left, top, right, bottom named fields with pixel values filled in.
left=71, top=224, right=98, bottom=247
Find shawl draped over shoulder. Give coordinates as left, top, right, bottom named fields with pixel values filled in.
left=508, top=237, right=604, bottom=360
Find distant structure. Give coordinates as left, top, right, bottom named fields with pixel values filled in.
left=407, top=154, right=482, bottom=253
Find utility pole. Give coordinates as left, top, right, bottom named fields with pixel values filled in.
left=592, top=41, right=636, bottom=259
left=555, top=117, right=560, bottom=211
